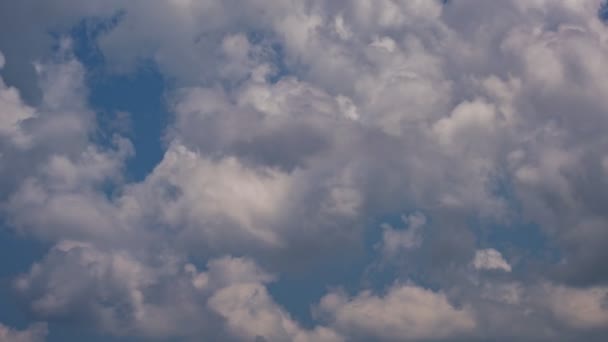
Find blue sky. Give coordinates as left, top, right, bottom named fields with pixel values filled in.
left=1, top=1, right=608, bottom=341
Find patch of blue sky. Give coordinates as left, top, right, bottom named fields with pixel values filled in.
left=248, top=30, right=300, bottom=85
left=472, top=174, right=561, bottom=267
left=265, top=41, right=291, bottom=84
left=0, top=221, right=49, bottom=330
left=67, top=17, right=167, bottom=183
left=267, top=243, right=369, bottom=328
left=600, top=1, right=608, bottom=23
left=367, top=210, right=446, bottom=291
left=268, top=209, right=435, bottom=328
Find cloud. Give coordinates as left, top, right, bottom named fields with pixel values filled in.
left=317, top=284, right=476, bottom=341
left=15, top=241, right=340, bottom=340
left=209, top=283, right=343, bottom=342
left=473, top=249, right=512, bottom=272
left=0, top=49, right=37, bottom=149
left=2, top=0, right=608, bottom=341
left=0, top=323, right=47, bottom=342
left=0, top=0, right=118, bottom=102
left=471, top=281, right=608, bottom=340
left=543, top=284, right=608, bottom=329
left=0, top=41, right=101, bottom=196
left=379, top=212, right=426, bottom=258
left=124, top=143, right=291, bottom=252
left=0, top=47, right=132, bottom=243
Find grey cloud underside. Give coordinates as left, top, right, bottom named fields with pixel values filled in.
left=2, top=0, right=608, bottom=341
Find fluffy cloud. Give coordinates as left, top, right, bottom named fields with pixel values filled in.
left=473, top=249, right=512, bottom=272
left=318, top=284, right=476, bottom=341
left=209, top=283, right=342, bottom=342
left=15, top=241, right=339, bottom=341
left=0, top=44, right=132, bottom=244
left=2, top=0, right=608, bottom=341
left=125, top=143, right=291, bottom=251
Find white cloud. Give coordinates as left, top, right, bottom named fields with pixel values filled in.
left=15, top=242, right=340, bottom=340
left=2, top=0, right=608, bottom=340
left=121, top=142, right=291, bottom=253
left=0, top=44, right=130, bottom=245
left=318, top=285, right=476, bottom=341
left=209, top=283, right=343, bottom=342
left=473, top=249, right=512, bottom=272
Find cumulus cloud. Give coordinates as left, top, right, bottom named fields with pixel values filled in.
left=317, top=284, right=476, bottom=341
left=209, top=283, right=343, bottom=342
left=0, top=46, right=132, bottom=244
left=15, top=241, right=339, bottom=340
left=1, top=0, right=608, bottom=341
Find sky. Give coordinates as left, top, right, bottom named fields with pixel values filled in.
left=1, top=1, right=608, bottom=341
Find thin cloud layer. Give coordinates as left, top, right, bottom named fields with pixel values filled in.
left=1, top=0, right=608, bottom=341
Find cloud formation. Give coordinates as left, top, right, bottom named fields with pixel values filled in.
left=1, top=0, right=608, bottom=341
left=318, top=284, right=476, bottom=341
